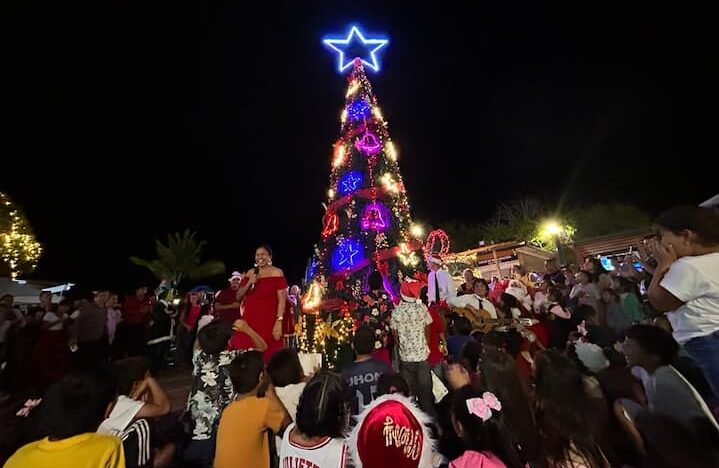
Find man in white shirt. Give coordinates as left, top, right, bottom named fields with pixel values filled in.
left=427, top=256, right=455, bottom=305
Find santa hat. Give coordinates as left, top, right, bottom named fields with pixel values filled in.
left=227, top=271, right=242, bottom=282
left=348, top=393, right=439, bottom=468
left=400, top=280, right=422, bottom=303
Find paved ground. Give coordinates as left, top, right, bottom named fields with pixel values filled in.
left=157, top=365, right=193, bottom=410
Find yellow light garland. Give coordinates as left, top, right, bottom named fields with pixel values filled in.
left=0, top=192, right=42, bottom=280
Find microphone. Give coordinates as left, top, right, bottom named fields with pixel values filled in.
left=251, top=265, right=260, bottom=290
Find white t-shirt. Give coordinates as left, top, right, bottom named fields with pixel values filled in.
left=279, top=423, right=348, bottom=468
left=42, top=311, right=63, bottom=331
left=661, top=253, right=719, bottom=344
left=97, top=395, right=145, bottom=435
left=275, top=382, right=306, bottom=421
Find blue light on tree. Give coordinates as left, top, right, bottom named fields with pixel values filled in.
left=338, top=171, right=363, bottom=195
left=323, top=26, right=389, bottom=73
left=331, top=239, right=364, bottom=271
left=347, top=99, right=371, bottom=121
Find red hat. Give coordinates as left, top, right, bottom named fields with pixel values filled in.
left=349, top=394, right=438, bottom=468
left=400, top=280, right=422, bottom=303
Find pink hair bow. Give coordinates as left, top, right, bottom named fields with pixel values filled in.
left=16, top=398, right=42, bottom=418
left=466, top=392, right=502, bottom=421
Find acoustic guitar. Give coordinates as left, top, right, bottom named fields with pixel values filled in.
left=451, top=305, right=536, bottom=334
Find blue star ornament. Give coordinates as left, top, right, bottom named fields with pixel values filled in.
left=341, top=172, right=361, bottom=193
left=338, top=242, right=360, bottom=267
left=323, top=26, right=389, bottom=73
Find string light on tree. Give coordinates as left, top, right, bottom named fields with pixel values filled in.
left=380, top=173, right=400, bottom=193
left=0, top=192, right=42, bottom=280
left=346, top=80, right=360, bottom=97
left=385, top=141, right=398, bottom=161
left=333, top=143, right=347, bottom=168
left=372, top=106, right=384, bottom=122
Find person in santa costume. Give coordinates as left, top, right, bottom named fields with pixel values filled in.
left=348, top=392, right=443, bottom=468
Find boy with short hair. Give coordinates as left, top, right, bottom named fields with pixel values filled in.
left=214, top=350, right=290, bottom=468
left=342, top=325, right=392, bottom=414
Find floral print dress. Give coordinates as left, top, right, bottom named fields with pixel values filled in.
left=357, top=290, right=394, bottom=363
left=186, top=349, right=239, bottom=440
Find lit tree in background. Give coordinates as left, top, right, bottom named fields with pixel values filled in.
left=0, top=192, right=42, bottom=280
left=299, top=27, right=425, bottom=368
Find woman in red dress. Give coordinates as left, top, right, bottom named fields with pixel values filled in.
left=228, top=245, right=286, bottom=361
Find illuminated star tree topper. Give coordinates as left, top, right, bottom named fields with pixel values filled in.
left=323, top=26, right=389, bottom=73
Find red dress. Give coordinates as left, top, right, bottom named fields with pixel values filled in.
left=229, top=276, right=286, bottom=361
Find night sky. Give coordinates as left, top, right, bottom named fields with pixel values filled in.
left=1, top=2, right=715, bottom=292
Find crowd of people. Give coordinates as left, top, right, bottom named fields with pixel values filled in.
left=1, top=204, right=718, bottom=468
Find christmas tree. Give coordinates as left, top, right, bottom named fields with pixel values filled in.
left=299, top=27, right=425, bottom=368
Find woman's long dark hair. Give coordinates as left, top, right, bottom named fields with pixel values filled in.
left=451, top=385, right=525, bottom=468
left=534, top=350, right=606, bottom=468
left=479, top=349, right=544, bottom=466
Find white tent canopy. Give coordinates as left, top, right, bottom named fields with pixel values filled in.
left=0, top=277, right=71, bottom=304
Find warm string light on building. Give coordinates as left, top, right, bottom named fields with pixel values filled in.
left=0, top=192, right=42, bottom=280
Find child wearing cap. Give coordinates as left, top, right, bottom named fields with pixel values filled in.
left=391, top=279, right=436, bottom=417
left=348, top=393, right=441, bottom=468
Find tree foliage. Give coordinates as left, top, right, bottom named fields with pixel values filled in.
left=0, top=192, right=42, bottom=279
left=130, top=230, right=225, bottom=285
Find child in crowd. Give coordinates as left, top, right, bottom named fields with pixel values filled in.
left=183, top=319, right=255, bottom=468
left=342, top=325, right=392, bottom=414
left=267, top=348, right=308, bottom=421
left=349, top=392, right=439, bottom=468
left=279, top=371, right=350, bottom=467
left=5, top=372, right=125, bottom=468
left=376, top=372, right=410, bottom=398
left=601, top=288, right=632, bottom=338
left=619, top=325, right=718, bottom=436
left=617, top=278, right=645, bottom=324
left=98, top=357, right=171, bottom=434
left=446, top=316, right=475, bottom=364
left=534, top=350, right=609, bottom=468
left=391, top=279, right=436, bottom=417
left=214, top=350, right=290, bottom=468
left=449, top=385, right=524, bottom=468
left=97, top=356, right=171, bottom=468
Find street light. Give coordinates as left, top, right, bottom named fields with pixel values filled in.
left=544, top=221, right=562, bottom=236
left=539, top=219, right=572, bottom=265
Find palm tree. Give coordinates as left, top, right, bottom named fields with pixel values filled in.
left=130, top=230, right=225, bottom=286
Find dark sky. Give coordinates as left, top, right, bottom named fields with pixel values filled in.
left=1, top=2, right=715, bottom=292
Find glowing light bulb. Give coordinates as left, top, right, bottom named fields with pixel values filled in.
left=328, top=188, right=335, bottom=199
left=380, top=173, right=398, bottom=193
left=340, top=109, right=348, bottom=123
left=346, top=80, right=360, bottom=97
left=372, top=106, right=384, bottom=121
left=386, top=141, right=397, bottom=161
left=332, top=144, right=346, bottom=168
left=410, top=223, right=424, bottom=238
